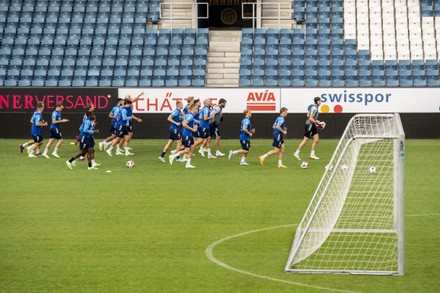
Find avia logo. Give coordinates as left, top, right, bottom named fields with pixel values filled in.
left=246, top=90, right=276, bottom=111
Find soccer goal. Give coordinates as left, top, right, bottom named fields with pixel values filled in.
left=285, top=113, right=405, bottom=275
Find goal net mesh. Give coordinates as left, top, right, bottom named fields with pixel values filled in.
left=285, top=114, right=405, bottom=275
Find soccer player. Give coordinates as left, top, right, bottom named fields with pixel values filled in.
left=169, top=104, right=198, bottom=168
left=229, top=108, right=255, bottom=165
left=183, top=96, right=195, bottom=114
left=78, top=103, right=95, bottom=160
left=66, top=111, right=100, bottom=170
left=294, top=97, right=322, bottom=160
left=99, top=98, right=123, bottom=151
left=28, top=102, right=48, bottom=157
left=259, top=107, right=288, bottom=168
left=197, top=98, right=216, bottom=159
left=42, top=103, right=69, bottom=158
left=210, top=98, right=227, bottom=157
left=106, top=99, right=136, bottom=156
left=20, top=101, right=44, bottom=154
left=159, top=101, right=183, bottom=163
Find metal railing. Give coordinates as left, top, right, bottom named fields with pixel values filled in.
left=242, top=2, right=292, bottom=30
left=160, top=2, right=209, bottom=29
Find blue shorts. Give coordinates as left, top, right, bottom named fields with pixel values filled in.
left=240, top=139, right=250, bottom=151
left=272, top=133, right=284, bottom=148
left=193, top=128, right=200, bottom=138
left=32, top=135, right=43, bottom=143
left=199, top=127, right=210, bottom=139
left=49, top=128, right=62, bottom=139
left=116, top=125, right=129, bottom=138
left=128, top=121, right=133, bottom=133
left=210, top=124, right=220, bottom=138
left=169, top=128, right=181, bottom=140
left=110, top=122, right=116, bottom=135
left=79, top=135, right=95, bottom=150
left=182, top=136, right=194, bottom=148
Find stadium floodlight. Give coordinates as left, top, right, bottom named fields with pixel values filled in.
left=285, top=113, right=405, bottom=275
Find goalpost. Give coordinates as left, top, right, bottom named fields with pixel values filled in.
left=285, top=113, right=405, bottom=275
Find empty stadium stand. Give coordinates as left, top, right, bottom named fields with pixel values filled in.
left=0, top=0, right=208, bottom=87
left=239, top=0, right=440, bottom=87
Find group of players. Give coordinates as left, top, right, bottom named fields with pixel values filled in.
left=21, top=93, right=323, bottom=170
left=20, top=92, right=144, bottom=170
left=159, top=96, right=227, bottom=168
left=159, top=96, right=323, bottom=169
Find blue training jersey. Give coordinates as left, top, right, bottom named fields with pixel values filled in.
left=182, top=113, right=196, bottom=137
left=273, top=115, right=286, bottom=135
left=50, top=110, right=61, bottom=129
left=121, top=106, right=132, bottom=126
left=199, top=105, right=211, bottom=128
left=31, top=111, right=43, bottom=136
left=110, top=105, right=119, bottom=124
left=79, top=118, right=95, bottom=138
left=169, top=108, right=182, bottom=130
left=240, top=117, right=252, bottom=141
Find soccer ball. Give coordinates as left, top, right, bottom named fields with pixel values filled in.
left=369, top=166, right=376, bottom=174
left=341, top=164, right=349, bottom=172
left=301, top=161, right=309, bottom=169
left=126, top=160, right=135, bottom=168
left=317, top=121, right=326, bottom=129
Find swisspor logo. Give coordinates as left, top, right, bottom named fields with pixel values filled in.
left=246, top=90, right=277, bottom=111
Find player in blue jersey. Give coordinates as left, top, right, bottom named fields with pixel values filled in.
left=169, top=104, right=199, bottom=168
left=228, top=108, right=255, bottom=165
left=42, top=103, right=69, bottom=159
left=259, top=107, right=288, bottom=168
left=66, top=111, right=100, bottom=170
left=106, top=98, right=139, bottom=156
left=20, top=101, right=45, bottom=154
left=98, top=98, right=123, bottom=151
left=159, top=101, right=184, bottom=163
left=28, top=102, right=48, bottom=157
left=196, top=99, right=216, bottom=159
left=121, top=92, right=143, bottom=155
left=294, top=97, right=322, bottom=160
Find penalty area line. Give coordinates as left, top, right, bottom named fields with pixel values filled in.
left=205, top=224, right=359, bottom=293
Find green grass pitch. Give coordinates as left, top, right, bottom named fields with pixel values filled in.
left=0, top=138, right=439, bottom=292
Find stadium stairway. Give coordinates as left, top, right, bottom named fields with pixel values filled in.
left=159, top=0, right=194, bottom=29
left=205, top=31, right=241, bottom=87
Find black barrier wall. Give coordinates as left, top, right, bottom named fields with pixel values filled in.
left=1, top=87, right=439, bottom=139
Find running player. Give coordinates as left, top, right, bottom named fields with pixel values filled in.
left=106, top=98, right=135, bottom=156
left=197, top=99, right=216, bottom=159
left=99, top=98, right=123, bottom=151
left=228, top=108, right=255, bottom=165
left=28, top=102, right=48, bottom=157
left=66, top=111, right=100, bottom=170
left=259, top=107, right=288, bottom=168
left=20, top=102, right=44, bottom=154
left=210, top=98, right=227, bottom=157
left=159, top=101, right=183, bottom=163
left=169, top=104, right=198, bottom=168
left=42, top=103, right=69, bottom=158
left=293, top=97, right=322, bottom=160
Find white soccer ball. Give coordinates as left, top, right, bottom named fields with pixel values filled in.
left=126, top=160, right=135, bottom=168
left=341, top=164, right=349, bottom=172
left=318, top=121, right=326, bottom=129
left=301, top=161, right=309, bottom=169
left=369, top=166, right=376, bottom=174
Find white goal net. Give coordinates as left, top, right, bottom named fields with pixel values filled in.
left=285, top=113, right=405, bottom=275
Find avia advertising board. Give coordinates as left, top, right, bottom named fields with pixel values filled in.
left=119, top=88, right=281, bottom=113
left=281, top=88, right=440, bottom=113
